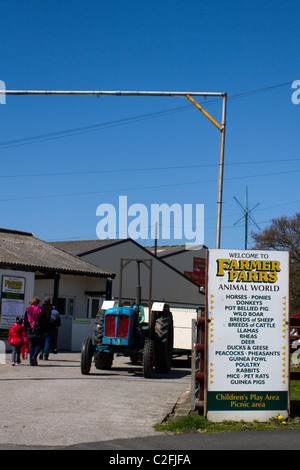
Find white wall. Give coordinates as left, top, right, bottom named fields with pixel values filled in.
left=81, top=241, right=204, bottom=308
left=35, top=274, right=107, bottom=317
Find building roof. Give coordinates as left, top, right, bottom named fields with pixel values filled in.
left=0, top=229, right=115, bottom=278
left=50, top=239, right=121, bottom=256
left=145, top=244, right=207, bottom=258
left=51, top=239, right=207, bottom=259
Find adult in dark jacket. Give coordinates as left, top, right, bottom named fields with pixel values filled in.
left=40, top=296, right=58, bottom=359
left=24, top=296, right=47, bottom=366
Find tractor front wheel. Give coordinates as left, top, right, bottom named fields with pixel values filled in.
left=81, top=336, right=93, bottom=375
left=143, top=339, right=154, bottom=378
left=153, top=312, right=173, bottom=373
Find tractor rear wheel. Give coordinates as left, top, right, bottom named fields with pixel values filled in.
left=93, top=309, right=105, bottom=345
left=143, top=339, right=154, bottom=378
left=81, top=336, right=93, bottom=375
left=93, top=309, right=114, bottom=369
left=153, top=312, right=173, bottom=373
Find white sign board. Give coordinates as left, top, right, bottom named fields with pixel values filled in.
left=0, top=276, right=25, bottom=328
left=206, top=249, right=289, bottom=422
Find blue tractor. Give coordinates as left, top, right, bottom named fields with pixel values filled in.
left=80, top=259, right=173, bottom=378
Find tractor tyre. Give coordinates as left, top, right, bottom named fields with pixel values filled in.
left=94, top=351, right=114, bottom=370
left=81, top=336, right=93, bottom=375
left=153, top=312, right=173, bottom=373
left=143, top=339, right=154, bottom=378
left=93, top=309, right=105, bottom=345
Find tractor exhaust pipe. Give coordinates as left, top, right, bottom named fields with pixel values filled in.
left=136, top=286, right=141, bottom=307
left=136, top=260, right=141, bottom=307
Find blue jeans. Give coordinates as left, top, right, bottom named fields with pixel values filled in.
left=44, top=331, right=54, bottom=358
left=29, top=338, right=42, bottom=365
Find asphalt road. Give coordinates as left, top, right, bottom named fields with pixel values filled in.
left=0, top=351, right=191, bottom=449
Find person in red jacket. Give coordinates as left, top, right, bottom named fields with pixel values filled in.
left=8, top=317, right=26, bottom=366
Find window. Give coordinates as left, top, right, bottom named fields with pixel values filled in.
left=86, top=297, right=103, bottom=319
left=57, top=297, right=74, bottom=316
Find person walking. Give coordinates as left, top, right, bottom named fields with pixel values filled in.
left=8, top=317, right=26, bottom=366
left=24, top=296, right=47, bottom=366
left=40, top=296, right=55, bottom=360
left=49, top=306, right=61, bottom=355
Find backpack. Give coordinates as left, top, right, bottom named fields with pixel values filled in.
left=50, top=309, right=60, bottom=326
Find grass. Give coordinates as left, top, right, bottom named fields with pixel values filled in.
left=154, top=414, right=300, bottom=434
left=154, top=365, right=300, bottom=435
left=290, top=367, right=300, bottom=401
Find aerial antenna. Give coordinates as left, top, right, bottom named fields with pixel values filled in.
left=234, top=186, right=260, bottom=249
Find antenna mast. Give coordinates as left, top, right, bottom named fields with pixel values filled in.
left=234, top=186, right=260, bottom=249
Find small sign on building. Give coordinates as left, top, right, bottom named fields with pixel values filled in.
left=0, top=276, right=26, bottom=329
left=206, top=249, right=289, bottom=422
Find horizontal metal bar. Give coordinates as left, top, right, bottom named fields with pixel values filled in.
left=0, top=89, right=226, bottom=97
left=194, top=400, right=204, bottom=410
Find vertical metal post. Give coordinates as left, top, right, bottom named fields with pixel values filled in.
left=245, top=187, right=248, bottom=249
left=191, top=318, right=197, bottom=411
left=148, top=259, right=152, bottom=313
left=136, top=260, right=141, bottom=307
left=215, top=93, right=227, bottom=249
left=106, top=277, right=113, bottom=300
left=191, top=309, right=207, bottom=412
left=119, top=259, right=123, bottom=306
left=53, top=273, right=60, bottom=309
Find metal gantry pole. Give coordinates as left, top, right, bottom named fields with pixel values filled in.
left=1, top=88, right=227, bottom=247
left=2, top=90, right=225, bottom=97
left=215, top=93, right=227, bottom=249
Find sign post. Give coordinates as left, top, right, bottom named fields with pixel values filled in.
left=206, top=249, right=290, bottom=422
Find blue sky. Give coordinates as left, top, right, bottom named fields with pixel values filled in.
left=0, top=0, right=299, bottom=250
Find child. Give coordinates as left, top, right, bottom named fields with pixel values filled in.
left=8, top=317, right=26, bottom=366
